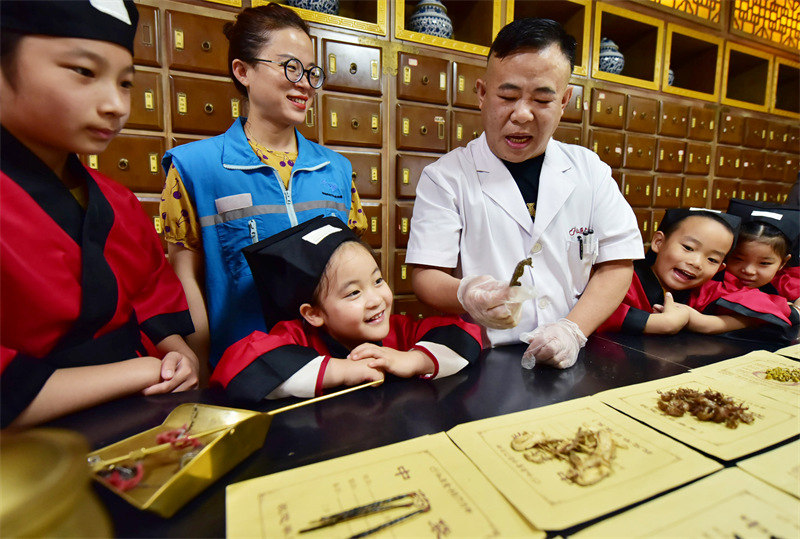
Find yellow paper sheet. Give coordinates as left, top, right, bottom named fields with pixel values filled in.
left=225, top=432, right=541, bottom=539
left=738, top=440, right=800, bottom=499
left=572, top=468, right=800, bottom=538
left=690, top=350, right=800, bottom=403
left=596, top=372, right=800, bottom=460
left=775, top=343, right=800, bottom=360
left=446, top=396, right=721, bottom=531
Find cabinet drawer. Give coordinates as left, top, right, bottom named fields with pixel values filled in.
left=633, top=209, right=652, bottom=242
left=397, top=52, right=448, bottom=104
left=715, top=146, right=742, bottom=178
left=396, top=103, right=448, bottom=152
left=166, top=10, right=229, bottom=75
left=684, top=142, right=712, bottom=176
left=362, top=203, right=382, bottom=248
left=766, top=122, right=791, bottom=151
left=590, top=88, right=625, bottom=128
left=138, top=196, right=168, bottom=252
left=554, top=125, right=582, bottom=146
left=589, top=129, right=624, bottom=168
left=452, top=62, right=484, bottom=110
left=737, top=181, right=762, bottom=202
left=739, top=150, right=764, bottom=181
left=83, top=134, right=166, bottom=194
left=762, top=182, right=785, bottom=204
left=340, top=151, right=381, bottom=199
left=621, top=173, right=653, bottom=207
left=653, top=176, right=683, bottom=208
left=784, top=155, right=799, bottom=183
left=321, top=95, right=382, bottom=148
left=296, top=94, right=319, bottom=142
left=682, top=178, right=709, bottom=208
left=718, top=113, right=744, bottom=145
left=787, top=126, right=800, bottom=152
left=170, top=76, right=242, bottom=136
left=133, top=5, right=159, bottom=67
left=394, top=202, right=414, bottom=248
left=396, top=154, right=438, bottom=199
left=658, top=101, right=689, bottom=138
left=393, top=297, right=439, bottom=319
left=711, top=179, right=740, bottom=209
left=625, top=95, right=658, bottom=133
left=450, top=110, right=482, bottom=150
left=763, top=153, right=787, bottom=182
left=393, top=251, right=414, bottom=295
left=562, top=84, right=584, bottom=123
left=652, top=209, right=666, bottom=238
left=623, top=134, right=655, bottom=170
left=655, top=139, right=685, bottom=173
left=323, top=40, right=381, bottom=96
left=743, top=117, right=768, bottom=148
left=126, top=70, right=163, bottom=130
left=687, top=107, right=715, bottom=141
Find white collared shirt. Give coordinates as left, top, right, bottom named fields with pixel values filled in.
left=406, top=134, right=644, bottom=346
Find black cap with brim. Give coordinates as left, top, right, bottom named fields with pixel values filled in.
left=242, top=216, right=359, bottom=329
left=727, top=198, right=800, bottom=265
left=1, top=0, right=139, bottom=55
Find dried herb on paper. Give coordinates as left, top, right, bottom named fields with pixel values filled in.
left=510, top=427, right=624, bottom=486
left=656, top=387, right=754, bottom=429
left=764, top=367, right=800, bottom=383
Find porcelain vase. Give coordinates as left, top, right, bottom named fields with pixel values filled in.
left=287, top=0, right=339, bottom=16
left=598, top=37, right=624, bottom=75
left=408, top=0, right=453, bottom=39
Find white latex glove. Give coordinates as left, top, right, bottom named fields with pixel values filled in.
left=457, top=275, right=534, bottom=330
left=519, top=318, right=587, bottom=370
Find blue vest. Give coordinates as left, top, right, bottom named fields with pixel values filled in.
left=163, top=118, right=352, bottom=365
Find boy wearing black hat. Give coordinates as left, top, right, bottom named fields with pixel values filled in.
left=210, top=217, right=482, bottom=402
left=1, top=1, right=198, bottom=428
left=597, top=208, right=740, bottom=334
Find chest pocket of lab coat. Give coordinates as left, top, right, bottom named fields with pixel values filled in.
left=566, top=234, right=597, bottom=298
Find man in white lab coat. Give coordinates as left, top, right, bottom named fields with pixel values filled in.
left=406, top=18, right=644, bottom=369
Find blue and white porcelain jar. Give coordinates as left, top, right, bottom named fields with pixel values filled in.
left=598, top=37, right=624, bottom=75
left=408, top=0, right=453, bottom=39
left=287, top=0, right=339, bottom=16
left=668, top=68, right=675, bottom=86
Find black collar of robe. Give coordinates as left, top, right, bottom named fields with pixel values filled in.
left=634, top=258, right=691, bottom=307
left=1, top=127, right=144, bottom=364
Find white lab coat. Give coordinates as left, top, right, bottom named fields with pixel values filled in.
left=406, top=134, right=644, bottom=346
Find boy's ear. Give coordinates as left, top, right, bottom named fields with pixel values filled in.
left=299, top=303, right=324, bottom=327
left=651, top=230, right=666, bottom=253
left=780, top=254, right=792, bottom=271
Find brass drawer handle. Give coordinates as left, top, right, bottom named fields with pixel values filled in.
left=637, top=148, right=643, bottom=157
left=639, top=112, right=647, bottom=119
left=671, top=116, right=678, bottom=123
left=204, top=103, right=214, bottom=114
left=118, top=158, right=129, bottom=170
left=351, top=118, right=359, bottom=129
left=201, top=41, right=211, bottom=52
left=349, top=62, right=357, bottom=75
left=420, top=125, right=428, bottom=135
left=606, top=106, right=613, bottom=114
left=421, top=75, right=429, bottom=85
left=603, top=146, right=610, bottom=154
left=352, top=171, right=358, bottom=180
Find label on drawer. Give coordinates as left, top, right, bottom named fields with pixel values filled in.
left=458, top=75, right=465, bottom=92
left=371, top=60, right=378, bottom=80
left=149, top=153, right=159, bottom=173
left=174, top=29, right=184, bottom=50
left=144, top=90, right=154, bottom=110
left=88, top=155, right=99, bottom=169
left=328, top=53, right=336, bottom=74
left=370, top=167, right=378, bottom=183
left=330, top=111, right=338, bottom=128
left=231, top=99, right=240, bottom=118
left=177, top=92, right=187, bottom=114
left=439, top=72, right=446, bottom=90
left=402, top=168, right=410, bottom=184
left=403, top=66, right=411, bottom=84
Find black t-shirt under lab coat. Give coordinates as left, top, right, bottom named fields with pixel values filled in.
left=502, top=153, right=545, bottom=222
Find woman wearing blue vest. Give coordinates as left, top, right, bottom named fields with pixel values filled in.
left=161, top=3, right=367, bottom=369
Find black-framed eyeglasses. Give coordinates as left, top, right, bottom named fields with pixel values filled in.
left=252, top=57, right=325, bottom=88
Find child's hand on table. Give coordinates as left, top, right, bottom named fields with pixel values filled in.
left=324, top=358, right=385, bottom=388
left=142, top=351, right=200, bottom=395
left=649, top=292, right=690, bottom=334
left=348, top=344, right=435, bottom=378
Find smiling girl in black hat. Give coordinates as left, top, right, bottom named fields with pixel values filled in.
left=0, top=1, right=199, bottom=428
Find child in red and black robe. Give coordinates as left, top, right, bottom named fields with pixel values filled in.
left=597, top=208, right=740, bottom=335
left=1, top=1, right=198, bottom=428
left=210, top=217, right=483, bottom=402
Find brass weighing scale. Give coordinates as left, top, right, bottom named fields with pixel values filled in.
left=86, top=380, right=382, bottom=517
